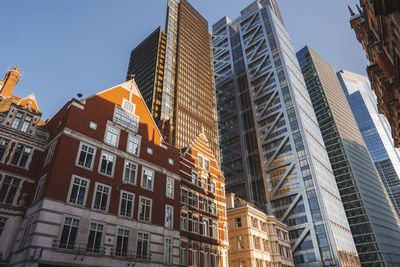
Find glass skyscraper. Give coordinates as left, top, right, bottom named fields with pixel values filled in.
left=297, top=46, right=400, bottom=267
left=338, top=70, right=400, bottom=217
left=213, top=1, right=358, bottom=266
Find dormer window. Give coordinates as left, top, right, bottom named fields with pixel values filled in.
left=21, top=115, right=32, bottom=132
left=197, top=155, right=210, bottom=171
left=10, top=111, right=34, bottom=133
left=11, top=112, right=23, bottom=129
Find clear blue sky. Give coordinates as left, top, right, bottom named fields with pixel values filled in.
left=0, top=0, right=366, bottom=119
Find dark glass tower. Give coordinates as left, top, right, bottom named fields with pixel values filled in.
left=213, top=1, right=358, bottom=266
left=297, top=46, right=400, bottom=267
left=127, top=0, right=220, bottom=162
left=127, top=27, right=166, bottom=119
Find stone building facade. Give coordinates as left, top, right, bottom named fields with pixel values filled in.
left=226, top=193, right=294, bottom=267
left=179, top=133, right=229, bottom=266
left=0, top=67, right=49, bottom=265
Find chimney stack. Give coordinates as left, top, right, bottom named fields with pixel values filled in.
left=0, top=67, right=21, bottom=97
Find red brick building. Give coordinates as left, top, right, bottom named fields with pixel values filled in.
left=179, top=133, right=229, bottom=267
left=349, top=1, right=400, bottom=146
left=8, top=79, right=182, bottom=266
left=0, top=67, right=49, bottom=265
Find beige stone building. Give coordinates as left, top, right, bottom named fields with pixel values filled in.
left=226, top=193, right=294, bottom=267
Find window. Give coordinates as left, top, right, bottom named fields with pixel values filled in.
left=198, top=155, right=209, bottom=171
left=123, top=161, right=137, bottom=184
left=166, top=177, right=174, bottom=198
left=168, top=158, right=174, bottom=165
left=33, top=175, right=46, bottom=204
left=193, top=248, right=199, bottom=266
left=137, top=232, right=149, bottom=260
left=0, top=138, right=10, bottom=161
left=180, top=242, right=188, bottom=265
left=181, top=189, right=188, bottom=203
left=209, top=202, right=216, bottom=214
left=254, top=237, right=260, bottom=250
left=44, top=141, right=57, bottom=166
left=59, top=216, right=80, bottom=249
left=201, top=198, right=208, bottom=211
left=99, top=151, right=115, bottom=176
left=192, top=217, right=199, bottom=233
left=141, top=168, right=154, bottom=191
left=238, top=236, right=244, bottom=250
left=211, top=223, right=217, bottom=238
left=68, top=176, right=89, bottom=205
left=127, top=135, right=140, bottom=155
left=104, top=125, right=119, bottom=147
left=202, top=220, right=208, bottom=236
left=138, top=196, right=152, bottom=222
left=76, top=143, right=96, bottom=169
left=165, top=205, right=173, bottom=228
left=20, top=216, right=34, bottom=249
left=147, top=147, right=153, bottom=155
left=236, top=217, right=242, bottom=228
left=89, top=121, right=97, bottom=130
left=210, top=181, right=216, bottom=194
left=0, top=176, right=21, bottom=204
left=199, top=177, right=206, bottom=189
left=87, top=222, right=104, bottom=253
left=122, top=99, right=135, bottom=114
left=10, top=144, right=32, bottom=168
left=0, top=217, right=6, bottom=238
left=115, top=228, right=129, bottom=257
left=191, top=172, right=197, bottom=185
left=21, top=115, right=32, bottom=132
left=113, top=105, right=139, bottom=132
left=204, top=159, right=210, bottom=171
left=11, top=111, right=23, bottom=129
left=164, top=237, right=172, bottom=264
left=180, top=212, right=188, bottom=230
left=192, top=194, right=198, bottom=208
left=198, top=156, right=203, bottom=168
left=119, top=191, right=134, bottom=217
left=92, top=183, right=111, bottom=211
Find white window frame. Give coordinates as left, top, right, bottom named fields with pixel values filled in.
left=164, top=237, right=173, bottom=264
left=136, top=231, right=150, bottom=260
left=75, top=142, right=97, bottom=170
left=0, top=137, right=10, bottom=163
left=104, top=124, right=120, bottom=147
left=118, top=190, right=134, bottom=218
left=165, top=205, right=174, bottom=228
left=44, top=141, right=57, bottom=166
left=141, top=167, right=154, bottom=191
left=115, top=226, right=130, bottom=257
left=86, top=221, right=105, bottom=253
left=9, top=143, right=33, bottom=169
left=166, top=177, right=174, bottom=199
left=138, top=196, right=152, bottom=222
left=58, top=215, right=81, bottom=250
left=180, top=212, right=188, bottom=231
left=89, top=121, right=97, bottom=130
left=0, top=175, right=22, bottom=205
left=67, top=175, right=90, bottom=206
left=127, top=134, right=141, bottom=156
left=33, top=174, right=46, bottom=204
left=91, top=182, right=111, bottom=212
left=98, top=150, right=116, bottom=177
left=123, top=160, right=138, bottom=185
